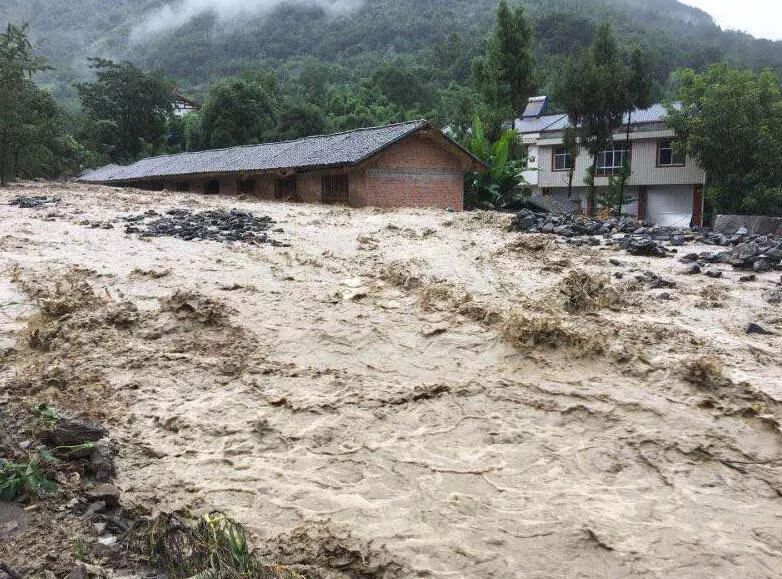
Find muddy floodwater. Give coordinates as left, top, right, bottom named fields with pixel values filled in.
left=1, top=182, right=781, bottom=578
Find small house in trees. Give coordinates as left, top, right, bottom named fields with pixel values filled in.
left=78, top=120, right=485, bottom=211
left=516, top=96, right=707, bottom=226
left=172, top=88, right=200, bottom=117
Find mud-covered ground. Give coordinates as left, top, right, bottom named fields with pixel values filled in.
left=1, top=181, right=781, bottom=578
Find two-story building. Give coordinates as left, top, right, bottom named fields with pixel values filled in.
left=516, top=96, right=707, bottom=226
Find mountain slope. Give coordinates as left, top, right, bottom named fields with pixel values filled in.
left=2, top=0, right=781, bottom=97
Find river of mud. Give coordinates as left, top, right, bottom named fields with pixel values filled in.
left=1, top=182, right=781, bottom=578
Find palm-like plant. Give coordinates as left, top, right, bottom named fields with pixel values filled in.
left=464, top=115, right=524, bottom=208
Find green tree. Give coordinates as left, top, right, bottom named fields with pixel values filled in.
left=473, top=0, right=535, bottom=129
left=201, top=74, right=279, bottom=148
left=296, top=58, right=334, bottom=106
left=438, top=83, right=481, bottom=141
left=370, top=61, right=437, bottom=111
left=182, top=111, right=206, bottom=152
left=274, top=101, right=328, bottom=141
left=0, top=24, right=75, bottom=185
left=666, top=64, right=782, bottom=216
left=558, top=24, right=628, bottom=216
left=77, top=59, right=172, bottom=163
left=617, top=47, right=653, bottom=213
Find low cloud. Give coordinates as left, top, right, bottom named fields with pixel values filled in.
left=130, top=0, right=364, bottom=43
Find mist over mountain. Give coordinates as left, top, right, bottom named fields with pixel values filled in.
left=129, top=0, right=365, bottom=44
left=1, top=0, right=780, bottom=101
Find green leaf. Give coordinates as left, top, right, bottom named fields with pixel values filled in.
left=469, top=114, right=488, bottom=160
left=38, top=448, right=57, bottom=463
left=490, top=131, right=512, bottom=181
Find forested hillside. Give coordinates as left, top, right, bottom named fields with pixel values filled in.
left=2, top=0, right=781, bottom=103
left=1, top=1, right=781, bottom=218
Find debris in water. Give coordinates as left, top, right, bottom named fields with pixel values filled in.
left=8, top=195, right=60, bottom=209
left=122, top=208, right=289, bottom=246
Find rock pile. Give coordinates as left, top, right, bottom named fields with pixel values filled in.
left=511, top=208, right=782, bottom=270
left=8, top=195, right=59, bottom=209
left=679, top=236, right=782, bottom=272
left=123, top=208, right=289, bottom=246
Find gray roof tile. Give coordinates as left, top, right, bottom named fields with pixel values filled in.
left=79, top=120, right=448, bottom=183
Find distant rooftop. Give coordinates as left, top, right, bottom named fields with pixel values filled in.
left=515, top=96, right=680, bottom=135
left=515, top=113, right=569, bottom=134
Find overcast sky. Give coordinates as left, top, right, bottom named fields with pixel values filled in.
left=682, top=0, right=782, bottom=40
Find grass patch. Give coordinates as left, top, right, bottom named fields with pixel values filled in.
left=142, top=512, right=302, bottom=578
left=0, top=455, right=56, bottom=500
left=32, top=402, right=60, bottom=429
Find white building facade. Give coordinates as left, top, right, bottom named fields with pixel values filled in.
left=516, top=97, right=707, bottom=226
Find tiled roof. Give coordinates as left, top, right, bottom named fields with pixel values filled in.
left=515, top=103, right=681, bottom=135
left=515, top=114, right=568, bottom=134
left=79, top=120, right=473, bottom=183
left=622, top=103, right=678, bottom=125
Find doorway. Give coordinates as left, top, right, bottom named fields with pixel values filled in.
left=275, top=176, right=296, bottom=200
left=205, top=180, right=220, bottom=195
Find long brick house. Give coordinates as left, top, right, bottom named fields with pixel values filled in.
left=516, top=97, right=707, bottom=226
left=79, top=121, right=485, bottom=211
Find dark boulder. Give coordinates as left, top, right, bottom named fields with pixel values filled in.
left=753, top=258, right=773, bottom=273
left=626, top=239, right=668, bottom=258
left=747, top=323, right=774, bottom=336
left=42, top=417, right=107, bottom=457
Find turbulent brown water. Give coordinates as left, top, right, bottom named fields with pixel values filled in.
left=1, top=182, right=781, bottom=578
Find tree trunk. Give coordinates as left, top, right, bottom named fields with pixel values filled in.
left=618, top=110, right=632, bottom=215
left=589, top=153, right=598, bottom=217
left=567, top=168, right=574, bottom=199
left=0, top=138, right=7, bottom=187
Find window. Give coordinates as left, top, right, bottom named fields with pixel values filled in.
left=322, top=174, right=349, bottom=204
left=658, top=140, right=685, bottom=166
left=238, top=179, right=256, bottom=194
left=596, top=143, right=631, bottom=176
left=552, top=146, right=573, bottom=171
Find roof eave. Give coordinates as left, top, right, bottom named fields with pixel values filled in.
left=77, top=160, right=368, bottom=184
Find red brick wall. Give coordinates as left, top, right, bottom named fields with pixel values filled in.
left=156, top=133, right=467, bottom=211
left=359, top=135, right=464, bottom=211
left=348, top=168, right=370, bottom=207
